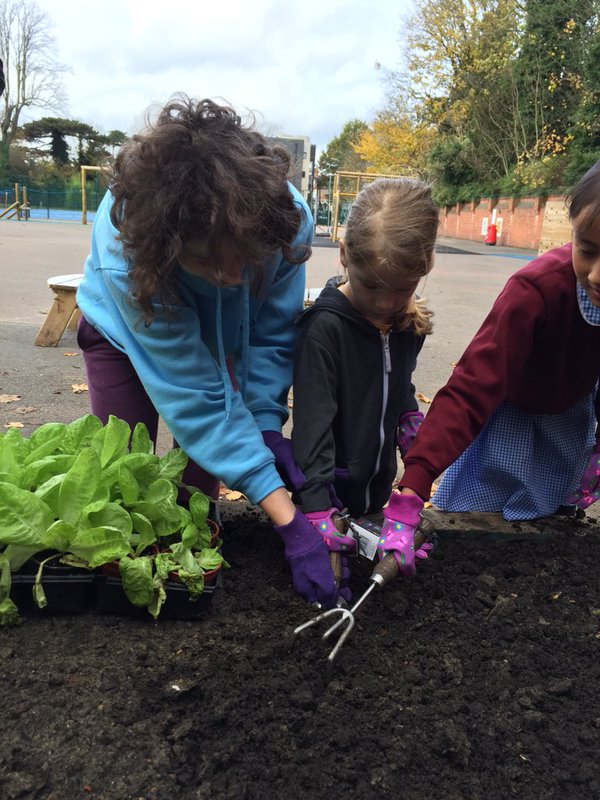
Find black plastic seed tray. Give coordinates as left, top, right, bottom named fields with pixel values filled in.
left=94, top=571, right=221, bottom=620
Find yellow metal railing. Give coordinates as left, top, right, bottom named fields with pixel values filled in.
left=81, top=165, right=105, bottom=224
left=330, top=171, right=408, bottom=242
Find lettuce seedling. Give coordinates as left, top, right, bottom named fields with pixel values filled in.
left=0, top=414, right=221, bottom=624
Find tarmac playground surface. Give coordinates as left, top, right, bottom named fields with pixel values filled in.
left=0, top=217, right=537, bottom=442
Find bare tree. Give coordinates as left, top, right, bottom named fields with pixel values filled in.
left=0, top=0, right=68, bottom=170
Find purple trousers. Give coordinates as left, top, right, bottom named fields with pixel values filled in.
left=77, top=316, right=220, bottom=500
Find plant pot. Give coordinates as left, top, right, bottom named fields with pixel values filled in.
left=208, top=518, right=221, bottom=548
left=157, top=564, right=222, bottom=620
left=11, top=552, right=96, bottom=615
left=155, top=517, right=221, bottom=551
left=95, top=563, right=222, bottom=620
left=95, top=523, right=224, bottom=620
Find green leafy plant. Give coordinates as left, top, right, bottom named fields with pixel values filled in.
left=0, top=414, right=227, bottom=624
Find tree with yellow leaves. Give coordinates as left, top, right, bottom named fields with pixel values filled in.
left=353, top=109, right=434, bottom=176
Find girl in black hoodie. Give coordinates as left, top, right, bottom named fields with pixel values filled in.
left=292, top=177, right=437, bottom=578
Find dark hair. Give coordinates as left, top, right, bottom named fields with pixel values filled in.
left=567, top=158, right=600, bottom=232
left=110, top=95, right=310, bottom=320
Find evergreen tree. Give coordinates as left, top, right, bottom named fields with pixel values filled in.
left=317, top=120, right=369, bottom=175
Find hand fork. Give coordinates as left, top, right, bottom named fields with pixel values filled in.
left=290, top=517, right=434, bottom=681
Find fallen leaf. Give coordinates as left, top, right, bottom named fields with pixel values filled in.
left=451, top=362, right=457, bottom=368
left=549, top=591, right=562, bottom=601
left=416, top=392, right=432, bottom=404
left=219, top=483, right=246, bottom=501
left=16, top=406, right=38, bottom=414
left=430, top=483, right=439, bottom=497
left=0, top=394, right=20, bottom=404
left=63, top=352, right=79, bottom=357
left=424, top=501, right=433, bottom=509
left=224, top=490, right=245, bottom=501
left=4, top=421, right=24, bottom=428
left=71, top=383, right=88, bottom=393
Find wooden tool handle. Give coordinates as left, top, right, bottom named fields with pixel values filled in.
left=371, top=517, right=434, bottom=587
left=329, top=551, right=343, bottom=586
left=414, top=519, right=432, bottom=550
left=330, top=513, right=348, bottom=587
left=371, top=552, right=399, bottom=585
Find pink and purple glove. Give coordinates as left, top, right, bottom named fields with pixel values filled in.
left=274, top=508, right=338, bottom=608
left=305, top=508, right=357, bottom=553
left=377, top=492, right=432, bottom=578
left=305, top=509, right=354, bottom=603
left=397, top=411, right=425, bottom=459
left=262, top=431, right=306, bottom=492
left=565, top=443, right=600, bottom=510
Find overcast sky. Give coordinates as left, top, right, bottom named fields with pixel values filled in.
left=28, top=0, right=414, bottom=154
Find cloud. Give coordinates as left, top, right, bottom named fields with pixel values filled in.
left=27, top=0, right=412, bottom=150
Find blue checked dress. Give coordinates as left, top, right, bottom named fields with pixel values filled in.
left=432, top=284, right=600, bottom=520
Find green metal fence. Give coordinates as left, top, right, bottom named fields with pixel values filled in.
left=1, top=181, right=108, bottom=221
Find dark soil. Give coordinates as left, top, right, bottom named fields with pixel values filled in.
left=2, top=504, right=600, bottom=800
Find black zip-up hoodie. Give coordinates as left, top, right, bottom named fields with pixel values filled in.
left=292, top=285, right=425, bottom=517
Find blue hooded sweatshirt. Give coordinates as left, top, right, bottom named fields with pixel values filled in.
left=76, top=183, right=312, bottom=504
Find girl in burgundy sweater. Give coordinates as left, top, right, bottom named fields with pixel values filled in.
left=377, top=159, right=600, bottom=577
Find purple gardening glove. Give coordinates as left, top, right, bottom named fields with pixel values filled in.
left=377, top=492, right=432, bottom=578
left=274, top=508, right=338, bottom=607
left=338, top=555, right=352, bottom=604
left=305, top=508, right=357, bottom=553
left=262, top=431, right=306, bottom=492
left=565, top=443, right=600, bottom=510
left=328, top=467, right=350, bottom=510
left=305, top=510, right=354, bottom=603
left=397, top=411, right=425, bottom=459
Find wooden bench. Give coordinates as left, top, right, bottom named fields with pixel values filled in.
left=34, top=274, right=83, bottom=347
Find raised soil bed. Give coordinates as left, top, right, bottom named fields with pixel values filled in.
left=1, top=503, right=599, bottom=800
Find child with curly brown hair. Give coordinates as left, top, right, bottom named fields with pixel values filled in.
left=76, top=95, right=339, bottom=608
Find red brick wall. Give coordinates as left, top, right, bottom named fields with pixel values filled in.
left=438, top=195, right=565, bottom=250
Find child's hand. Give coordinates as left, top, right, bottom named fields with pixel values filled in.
left=305, top=508, right=356, bottom=553
left=397, top=411, right=424, bottom=459
left=565, top=446, right=600, bottom=509
left=262, top=431, right=306, bottom=491
left=377, top=492, right=430, bottom=577
left=273, top=509, right=338, bottom=607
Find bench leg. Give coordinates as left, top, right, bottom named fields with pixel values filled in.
left=67, top=307, right=82, bottom=332
left=34, top=289, right=79, bottom=347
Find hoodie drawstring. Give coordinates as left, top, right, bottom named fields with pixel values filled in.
left=215, top=284, right=250, bottom=420
left=241, top=283, right=250, bottom=398
left=215, top=289, right=233, bottom=420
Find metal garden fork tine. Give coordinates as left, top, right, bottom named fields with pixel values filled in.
left=291, top=515, right=437, bottom=679
left=291, top=584, right=378, bottom=678
left=291, top=604, right=356, bottom=681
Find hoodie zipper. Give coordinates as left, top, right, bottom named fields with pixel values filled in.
left=364, top=331, right=391, bottom=510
